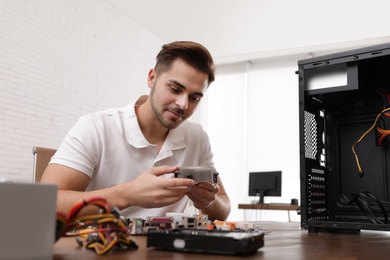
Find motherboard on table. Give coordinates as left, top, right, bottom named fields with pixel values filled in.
left=128, top=213, right=265, bottom=255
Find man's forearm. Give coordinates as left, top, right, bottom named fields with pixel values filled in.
left=56, top=185, right=127, bottom=216
left=200, top=194, right=231, bottom=221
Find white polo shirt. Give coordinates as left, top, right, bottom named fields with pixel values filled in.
left=51, top=95, right=215, bottom=218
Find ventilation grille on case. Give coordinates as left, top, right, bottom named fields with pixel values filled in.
left=304, top=111, right=318, bottom=160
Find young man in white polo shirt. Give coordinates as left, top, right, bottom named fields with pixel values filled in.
left=41, top=41, right=231, bottom=221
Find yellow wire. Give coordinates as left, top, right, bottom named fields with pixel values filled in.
left=77, top=213, right=114, bottom=222
left=352, top=107, right=390, bottom=176
left=92, top=236, right=118, bottom=255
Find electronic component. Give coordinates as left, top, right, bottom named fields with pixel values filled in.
left=147, top=229, right=264, bottom=255
left=143, top=216, right=174, bottom=233
left=214, top=220, right=236, bottom=230
left=130, top=218, right=145, bottom=235
left=175, top=167, right=218, bottom=184
left=181, top=216, right=196, bottom=229
left=129, top=214, right=215, bottom=235
left=193, top=214, right=211, bottom=230
left=166, top=212, right=185, bottom=228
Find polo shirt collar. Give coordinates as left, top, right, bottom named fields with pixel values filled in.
left=124, top=95, right=186, bottom=151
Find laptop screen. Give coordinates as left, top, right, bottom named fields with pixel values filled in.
left=0, top=182, right=57, bottom=260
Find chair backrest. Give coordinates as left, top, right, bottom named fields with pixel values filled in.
left=32, top=146, right=57, bottom=182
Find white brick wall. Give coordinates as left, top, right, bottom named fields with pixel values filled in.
left=0, top=0, right=165, bottom=182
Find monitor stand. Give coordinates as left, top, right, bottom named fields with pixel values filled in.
left=256, top=191, right=265, bottom=204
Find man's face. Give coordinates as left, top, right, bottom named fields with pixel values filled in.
left=148, top=58, right=209, bottom=130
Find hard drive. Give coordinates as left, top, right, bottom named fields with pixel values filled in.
left=147, top=228, right=264, bottom=255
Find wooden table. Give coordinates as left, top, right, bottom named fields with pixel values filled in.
left=53, top=221, right=390, bottom=260
left=238, top=203, right=300, bottom=221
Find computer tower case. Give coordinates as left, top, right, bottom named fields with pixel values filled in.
left=298, top=43, right=390, bottom=232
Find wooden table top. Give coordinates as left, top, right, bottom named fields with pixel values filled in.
left=238, top=203, right=300, bottom=210
left=53, top=221, right=390, bottom=260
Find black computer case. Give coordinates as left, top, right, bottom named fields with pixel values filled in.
left=298, top=43, right=390, bottom=232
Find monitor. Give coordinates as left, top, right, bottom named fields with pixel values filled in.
left=248, top=171, right=282, bottom=204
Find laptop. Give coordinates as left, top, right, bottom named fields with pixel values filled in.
left=0, top=182, right=57, bottom=260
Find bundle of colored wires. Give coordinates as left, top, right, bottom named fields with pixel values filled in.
left=377, top=125, right=390, bottom=145
left=375, top=88, right=390, bottom=113
left=56, top=197, right=138, bottom=255
left=375, top=88, right=390, bottom=145
left=352, top=107, right=390, bottom=177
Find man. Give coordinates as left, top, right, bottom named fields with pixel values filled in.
left=41, top=41, right=231, bottom=221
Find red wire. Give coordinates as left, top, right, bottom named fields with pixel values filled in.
left=67, top=197, right=111, bottom=222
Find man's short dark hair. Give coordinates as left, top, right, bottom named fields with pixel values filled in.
left=155, top=41, right=215, bottom=86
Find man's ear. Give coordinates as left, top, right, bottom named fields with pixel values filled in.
left=147, top=69, right=156, bottom=89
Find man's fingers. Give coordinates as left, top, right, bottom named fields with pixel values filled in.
left=195, top=182, right=219, bottom=192
left=149, top=165, right=179, bottom=176
left=167, top=177, right=196, bottom=187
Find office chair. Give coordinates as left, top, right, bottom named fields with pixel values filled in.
left=32, top=146, right=57, bottom=182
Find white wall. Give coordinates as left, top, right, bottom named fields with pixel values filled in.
left=202, top=57, right=309, bottom=222
left=199, top=63, right=248, bottom=221
left=0, top=0, right=165, bottom=182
